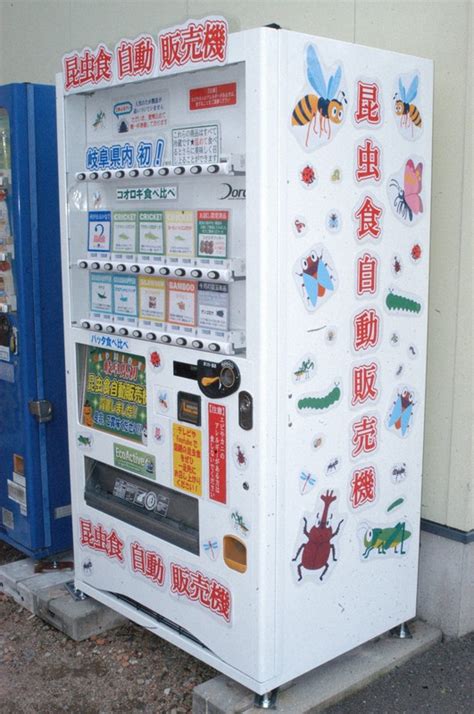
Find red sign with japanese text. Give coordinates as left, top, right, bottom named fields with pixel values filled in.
left=208, top=403, right=227, bottom=504
left=190, top=83, right=237, bottom=111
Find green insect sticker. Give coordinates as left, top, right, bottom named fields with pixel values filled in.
left=297, top=384, right=341, bottom=414
left=385, top=290, right=422, bottom=314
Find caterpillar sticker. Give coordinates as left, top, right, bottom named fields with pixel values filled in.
left=385, top=289, right=422, bottom=315
left=297, top=383, right=341, bottom=414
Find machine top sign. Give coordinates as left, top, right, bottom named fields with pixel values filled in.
left=62, top=16, right=229, bottom=95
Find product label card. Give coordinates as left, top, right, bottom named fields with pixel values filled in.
left=112, top=211, right=137, bottom=254
left=167, top=279, right=197, bottom=327
left=88, top=211, right=111, bottom=253
left=113, top=275, right=138, bottom=318
left=113, top=443, right=156, bottom=481
left=138, top=211, right=164, bottom=255
left=197, top=210, right=228, bottom=258
left=90, top=273, right=113, bottom=315
left=165, top=210, right=195, bottom=258
left=138, top=275, right=166, bottom=323
left=198, top=282, right=229, bottom=331
left=173, top=423, right=202, bottom=496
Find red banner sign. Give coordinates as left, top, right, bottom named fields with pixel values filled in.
left=208, top=403, right=226, bottom=504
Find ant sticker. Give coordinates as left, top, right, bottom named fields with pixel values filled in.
left=292, top=489, right=344, bottom=582
left=232, top=443, right=248, bottom=470
left=393, top=73, right=422, bottom=140
left=391, top=462, right=407, bottom=484
left=388, top=157, right=424, bottom=226
left=291, top=44, right=347, bottom=150
left=294, top=244, right=337, bottom=312
left=82, top=559, right=93, bottom=576
left=326, top=457, right=340, bottom=475
left=387, top=386, right=416, bottom=438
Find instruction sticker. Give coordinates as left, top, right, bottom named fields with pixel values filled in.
left=138, top=211, right=164, bottom=256
left=173, top=423, right=202, bottom=496
left=208, top=403, right=226, bottom=504
left=165, top=210, right=195, bottom=258
left=90, top=273, right=113, bottom=316
left=198, top=282, right=229, bottom=331
left=167, top=279, right=197, bottom=327
left=88, top=211, right=111, bottom=253
left=197, top=210, right=228, bottom=258
left=172, top=125, right=219, bottom=165
left=138, top=275, right=166, bottom=324
left=190, top=83, right=237, bottom=110
left=113, top=92, right=169, bottom=135
left=113, top=275, right=138, bottom=321
left=112, top=211, right=137, bottom=255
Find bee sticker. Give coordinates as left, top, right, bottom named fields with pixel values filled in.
left=393, top=73, right=422, bottom=139
left=292, top=215, right=308, bottom=237
left=291, top=44, right=347, bottom=150
left=388, top=157, right=424, bottom=225
left=326, top=210, right=341, bottom=233
left=294, top=245, right=337, bottom=312
left=387, top=386, right=416, bottom=437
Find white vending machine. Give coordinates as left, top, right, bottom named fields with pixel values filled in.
left=57, top=21, right=432, bottom=695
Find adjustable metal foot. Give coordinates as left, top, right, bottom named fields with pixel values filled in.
left=254, top=688, right=279, bottom=709
left=391, top=621, right=412, bottom=639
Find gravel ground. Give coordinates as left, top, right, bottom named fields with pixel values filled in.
left=0, top=541, right=216, bottom=713
left=1, top=540, right=473, bottom=713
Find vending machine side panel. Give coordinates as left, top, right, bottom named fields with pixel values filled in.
left=275, top=30, right=433, bottom=686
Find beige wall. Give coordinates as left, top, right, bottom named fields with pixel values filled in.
left=1, top=0, right=472, bottom=531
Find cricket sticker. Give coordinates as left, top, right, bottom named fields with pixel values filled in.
left=387, top=385, right=416, bottom=438
left=291, top=44, right=347, bottom=150
left=76, top=432, right=93, bottom=450
left=388, top=157, right=424, bottom=226
left=393, top=72, right=423, bottom=140
left=359, top=498, right=411, bottom=560
left=294, top=245, right=337, bottom=312
left=297, top=382, right=342, bottom=415
left=292, top=353, right=316, bottom=384
left=292, top=489, right=344, bottom=583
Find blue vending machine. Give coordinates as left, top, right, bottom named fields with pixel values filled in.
left=0, top=83, right=72, bottom=558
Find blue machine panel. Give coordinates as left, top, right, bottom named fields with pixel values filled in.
left=0, top=84, right=71, bottom=558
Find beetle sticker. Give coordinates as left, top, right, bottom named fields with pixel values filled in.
left=294, top=245, right=337, bottom=312
left=232, top=443, right=248, bottom=470
left=292, top=489, right=344, bottom=582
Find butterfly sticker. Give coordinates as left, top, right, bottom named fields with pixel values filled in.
left=387, top=388, right=415, bottom=437
left=294, top=245, right=337, bottom=312
left=388, top=158, right=424, bottom=225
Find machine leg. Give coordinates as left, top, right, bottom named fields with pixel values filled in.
left=254, top=688, right=279, bottom=709
left=390, top=621, right=413, bottom=639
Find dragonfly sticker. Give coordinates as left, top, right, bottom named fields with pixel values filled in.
left=299, top=471, right=316, bottom=495
left=203, top=539, right=219, bottom=561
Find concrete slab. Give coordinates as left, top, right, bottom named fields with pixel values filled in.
left=192, top=620, right=442, bottom=713
left=0, top=558, right=127, bottom=641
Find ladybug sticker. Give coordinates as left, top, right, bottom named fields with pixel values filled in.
left=148, top=348, right=164, bottom=372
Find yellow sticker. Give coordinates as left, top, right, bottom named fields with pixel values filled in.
left=173, top=423, right=202, bottom=496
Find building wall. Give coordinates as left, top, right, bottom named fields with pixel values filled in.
left=0, top=0, right=472, bottom=532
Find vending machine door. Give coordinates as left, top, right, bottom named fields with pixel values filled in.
left=0, top=84, right=71, bottom=557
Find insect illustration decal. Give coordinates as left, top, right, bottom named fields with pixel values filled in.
left=388, top=159, right=424, bottom=225
left=388, top=388, right=415, bottom=437
left=411, top=243, right=422, bottom=262
left=92, top=110, right=105, bottom=129
left=231, top=511, right=249, bottom=537
left=232, top=443, right=248, bottom=470
left=393, top=74, right=422, bottom=137
left=294, top=245, right=337, bottom=312
left=203, top=538, right=219, bottom=561
left=291, top=45, right=347, bottom=148
left=391, top=462, right=407, bottom=483
left=326, top=458, right=340, bottom=475
left=386, top=289, right=422, bottom=314
left=293, top=354, right=316, bottom=383
left=292, top=215, right=308, bottom=237
left=77, top=434, right=93, bottom=449
left=293, top=489, right=344, bottom=582
left=299, top=471, right=316, bottom=495
left=361, top=521, right=411, bottom=558
left=300, top=164, right=317, bottom=188
left=392, top=255, right=402, bottom=276
left=326, top=210, right=341, bottom=233
left=297, top=383, right=341, bottom=414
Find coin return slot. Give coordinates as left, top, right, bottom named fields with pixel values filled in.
left=13, top=454, right=24, bottom=477
left=223, top=535, right=247, bottom=573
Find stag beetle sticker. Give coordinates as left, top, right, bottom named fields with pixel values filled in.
left=292, top=489, right=344, bottom=582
